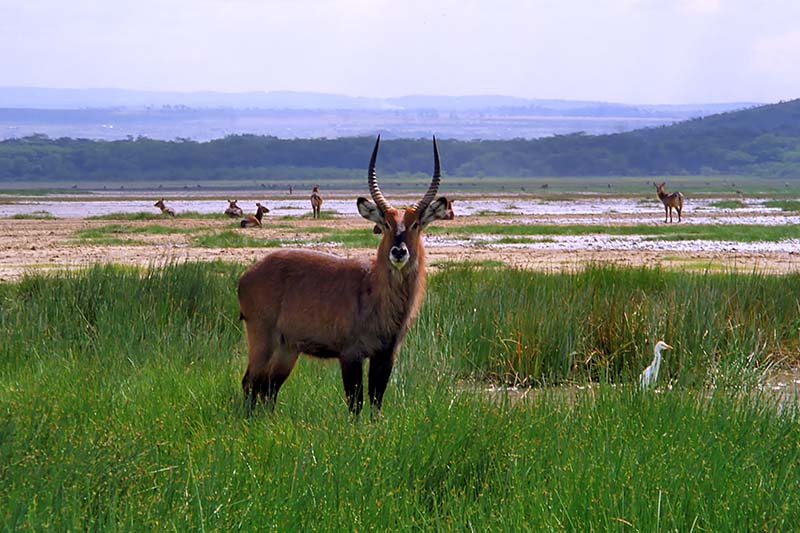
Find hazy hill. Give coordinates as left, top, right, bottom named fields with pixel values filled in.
left=0, top=86, right=758, bottom=113
left=0, top=87, right=760, bottom=142
left=1, top=98, right=798, bottom=181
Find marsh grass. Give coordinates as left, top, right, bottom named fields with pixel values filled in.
left=429, top=223, right=800, bottom=243
left=315, top=228, right=381, bottom=248
left=88, top=211, right=225, bottom=221
left=764, top=199, right=800, bottom=212
left=280, top=209, right=337, bottom=220
left=1, top=264, right=799, bottom=529
left=709, top=199, right=746, bottom=209
left=75, top=224, right=195, bottom=239
left=72, top=224, right=194, bottom=245
left=492, top=236, right=556, bottom=244
left=7, top=210, right=57, bottom=220
left=411, top=265, right=800, bottom=387
left=190, top=230, right=285, bottom=248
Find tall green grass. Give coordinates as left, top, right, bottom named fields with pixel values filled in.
left=411, top=265, right=800, bottom=386
left=1, top=264, right=799, bottom=529
left=88, top=211, right=225, bottom=221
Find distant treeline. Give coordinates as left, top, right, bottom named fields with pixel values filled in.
left=2, top=99, right=800, bottom=181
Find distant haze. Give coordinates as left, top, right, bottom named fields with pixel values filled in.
left=0, top=88, right=759, bottom=141
left=0, top=0, right=798, bottom=105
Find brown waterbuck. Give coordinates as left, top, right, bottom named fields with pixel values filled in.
left=310, top=186, right=323, bottom=219
left=224, top=199, right=244, bottom=218
left=443, top=198, right=455, bottom=220
left=237, top=136, right=449, bottom=415
left=654, top=182, right=684, bottom=223
left=154, top=198, right=176, bottom=217
left=240, top=203, right=269, bottom=228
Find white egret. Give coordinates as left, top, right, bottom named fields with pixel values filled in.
left=639, top=341, right=673, bottom=389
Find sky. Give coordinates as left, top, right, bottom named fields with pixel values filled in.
left=0, top=0, right=798, bottom=105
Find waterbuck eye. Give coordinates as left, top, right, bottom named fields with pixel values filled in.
left=410, top=221, right=419, bottom=230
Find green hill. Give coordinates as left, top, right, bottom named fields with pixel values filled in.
left=2, top=99, right=799, bottom=181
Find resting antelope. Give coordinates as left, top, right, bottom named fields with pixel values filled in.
left=310, top=186, right=323, bottom=219
left=654, top=182, right=684, bottom=223
left=237, top=136, right=449, bottom=415
left=443, top=199, right=455, bottom=220
left=154, top=198, right=176, bottom=217
left=224, top=199, right=243, bottom=218
left=240, top=203, right=269, bottom=228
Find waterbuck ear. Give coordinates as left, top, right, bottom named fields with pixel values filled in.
left=419, top=196, right=449, bottom=228
left=357, top=197, right=384, bottom=224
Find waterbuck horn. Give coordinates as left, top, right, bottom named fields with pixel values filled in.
left=415, top=136, right=441, bottom=213
left=367, top=135, right=392, bottom=213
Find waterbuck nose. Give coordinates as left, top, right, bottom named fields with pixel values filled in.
left=390, top=244, right=408, bottom=261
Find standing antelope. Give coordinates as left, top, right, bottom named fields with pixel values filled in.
left=237, top=136, right=449, bottom=415
left=310, top=186, right=323, bottom=219
left=654, top=182, right=684, bottom=223
left=224, top=199, right=243, bottom=218
left=154, top=198, right=176, bottom=217
left=240, top=203, right=269, bottom=228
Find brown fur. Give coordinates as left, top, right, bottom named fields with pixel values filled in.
left=238, top=138, right=448, bottom=415
left=154, top=198, right=175, bottom=217
left=654, top=182, right=684, bottom=223
left=310, top=186, right=323, bottom=219
left=240, top=203, right=269, bottom=228
left=224, top=199, right=243, bottom=218
left=443, top=199, right=455, bottom=220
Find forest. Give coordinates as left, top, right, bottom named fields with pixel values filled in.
left=1, top=99, right=799, bottom=181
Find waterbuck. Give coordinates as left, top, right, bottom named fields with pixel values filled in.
left=443, top=198, right=455, bottom=220
left=240, top=203, right=269, bottom=228
left=154, top=198, right=176, bottom=217
left=237, top=136, right=449, bottom=415
left=310, top=186, right=323, bottom=219
left=224, top=199, right=244, bottom=218
left=654, top=182, right=684, bottom=223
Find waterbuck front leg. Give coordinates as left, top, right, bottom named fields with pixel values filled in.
left=664, top=205, right=669, bottom=223
left=368, top=351, right=395, bottom=416
left=340, top=359, right=364, bottom=414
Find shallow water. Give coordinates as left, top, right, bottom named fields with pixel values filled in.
left=0, top=195, right=796, bottom=222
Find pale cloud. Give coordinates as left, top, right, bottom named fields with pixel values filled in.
left=0, top=0, right=798, bottom=104
left=677, top=0, right=722, bottom=15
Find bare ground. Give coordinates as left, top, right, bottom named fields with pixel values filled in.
left=0, top=211, right=798, bottom=281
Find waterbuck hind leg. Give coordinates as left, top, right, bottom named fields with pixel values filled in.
left=368, top=353, right=394, bottom=415
left=340, top=359, right=364, bottom=415
left=242, top=336, right=299, bottom=411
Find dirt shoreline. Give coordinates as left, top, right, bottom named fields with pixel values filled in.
left=1, top=212, right=798, bottom=281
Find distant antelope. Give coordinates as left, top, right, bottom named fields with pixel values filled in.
left=154, top=198, right=176, bottom=217
left=240, top=203, right=269, bottom=228
left=224, top=199, right=243, bottom=218
left=310, top=186, right=323, bottom=219
left=443, top=198, right=455, bottom=220
left=654, top=182, right=684, bottom=223
left=237, top=136, right=449, bottom=415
